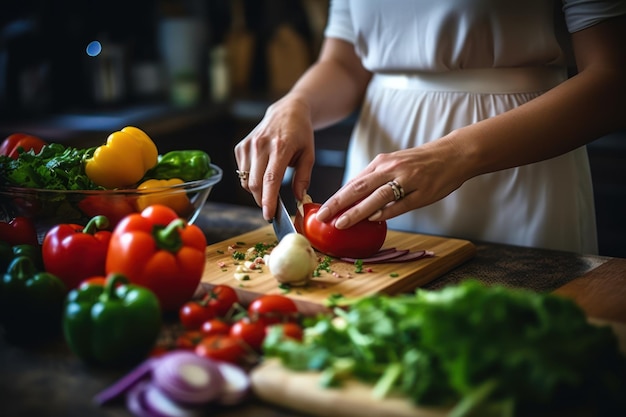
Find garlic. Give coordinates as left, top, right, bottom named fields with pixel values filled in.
left=268, top=233, right=317, bottom=286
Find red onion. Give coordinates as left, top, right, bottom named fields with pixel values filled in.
left=93, top=357, right=156, bottom=405
left=215, top=361, right=251, bottom=405
left=152, top=351, right=224, bottom=404
left=126, top=380, right=202, bottom=417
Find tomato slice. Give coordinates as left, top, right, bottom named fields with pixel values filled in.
left=297, top=201, right=387, bottom=259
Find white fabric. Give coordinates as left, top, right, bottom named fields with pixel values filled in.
left=323, top=0, right=625, bottom=254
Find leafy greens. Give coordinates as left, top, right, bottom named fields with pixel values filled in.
left=263, top=280, right=626, bottom=417
left=0, top=143, right=100, bottom=190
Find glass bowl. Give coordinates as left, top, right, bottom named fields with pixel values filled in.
left=0, top=164, right=223, bottom=241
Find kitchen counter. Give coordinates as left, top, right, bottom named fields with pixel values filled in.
left=1, top=202, right=624, bottom=417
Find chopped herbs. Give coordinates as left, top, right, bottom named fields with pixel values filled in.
left=353, top=259, right=364, bottom=273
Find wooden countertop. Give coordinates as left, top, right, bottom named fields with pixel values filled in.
left=0, top=203, right=624, bottom=417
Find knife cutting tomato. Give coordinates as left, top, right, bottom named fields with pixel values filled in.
left=295, top=195, right=387, bottom=259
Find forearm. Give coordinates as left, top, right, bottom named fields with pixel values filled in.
left=271, top=38, right=371, bottom=130
left=452, top=18, right=626, bottom=180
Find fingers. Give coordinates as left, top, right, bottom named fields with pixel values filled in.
left=330, top=178, right=409, bottom=229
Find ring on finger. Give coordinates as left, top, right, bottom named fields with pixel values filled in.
left=387, top=180, right=405, bottom=201
left=236, top=169, right=249, bottom=181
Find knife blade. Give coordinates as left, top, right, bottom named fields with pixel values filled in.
left=270, top=195, right=298, bottom=241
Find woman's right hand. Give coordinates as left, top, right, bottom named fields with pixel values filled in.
left=234, top=94, right=316, bottom=221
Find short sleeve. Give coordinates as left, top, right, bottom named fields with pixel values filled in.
left=563, top=0, right=626, bottom=33
left=323, top=0, right=356, bottom=43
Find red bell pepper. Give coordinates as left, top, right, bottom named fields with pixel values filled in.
left=0, top=133, right=47, bottom=159
left=42, top=215, right=111, bottom=291
left=0, top=217, right=39, bottom=246
left=105, top=204, right=207, bottom=312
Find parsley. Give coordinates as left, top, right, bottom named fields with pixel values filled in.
left=263, top=280, right=626, bottom=415
left=353, top=259, right=364, bottom=273
left=314, top=256, right=333, bottom=277
left=232, top=251, right=245, bottom=261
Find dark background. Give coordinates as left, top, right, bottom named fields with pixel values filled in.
left=1, top=0, right=624, bottom=257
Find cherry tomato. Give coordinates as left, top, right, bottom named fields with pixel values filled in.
left=268, top=322, right=304, bottom=342
left=175, top=330, right=205, bottom=350
left=205, top=284, right=239, bottom=317
left=248, top=294, right=299, bottom=325
left=179, top=300, right=215, bottom=330
left=195, top=334, right=247, bottom=364
left=0, top=133, right=47, bottom=159
left=296, top=200, right=387, bottom=259
left=230, top=317, right=267, bottom=352
left=201, top=318, right=231, bottom=337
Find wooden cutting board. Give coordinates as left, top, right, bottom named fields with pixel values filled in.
left=201, top=225, right=475, bottom=314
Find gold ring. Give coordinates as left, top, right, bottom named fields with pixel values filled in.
left=236, top=170, right=249, bottom=181
left=387, top=180, right=405, bottom=201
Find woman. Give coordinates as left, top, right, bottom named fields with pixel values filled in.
left=234, top=0, right=626, bottom=254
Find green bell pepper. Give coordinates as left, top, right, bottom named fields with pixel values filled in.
left=0, top=256, right=66, bottom=342
left=1, top=243, right=43, bottom=272
left=63, top=273, right=161, bottom=366
left=143, top=150, right=214, bottom=182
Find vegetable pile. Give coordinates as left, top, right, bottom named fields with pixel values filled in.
left=262, top=280, right=626, bottom=416
left=0, top=128, right=218, bottom=229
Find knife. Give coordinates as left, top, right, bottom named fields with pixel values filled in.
left=270, top=195, right=298, bottom=241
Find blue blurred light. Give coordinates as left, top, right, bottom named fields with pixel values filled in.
left=86, top=41, right=102, bottom=57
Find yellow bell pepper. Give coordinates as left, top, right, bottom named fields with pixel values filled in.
left=136, top=178, right=192, bottom=216
left=85, top=126, right=158, bottom=189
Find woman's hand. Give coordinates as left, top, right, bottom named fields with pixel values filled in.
left=234, top=38, right=371, bottom=221
left=234, top=95, right=316, bottom=220
left=316, top=136, right=471, bottom=229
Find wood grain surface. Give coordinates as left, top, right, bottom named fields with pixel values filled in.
left=553, top=258, right=626, bottom=324
left=201, top=225, right=476, bottom=314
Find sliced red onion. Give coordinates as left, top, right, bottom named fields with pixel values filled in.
left=126, top=380, right=203, bottom=417
left=340, top=249, right=409, bottom=264
left=340, top=249, right=434, bottom=264
left=93, top=357, right=156, bottom=405
left=152, top=351, right=224, bottom=404
left=143, top=383, right=204, bottom=417
left=215, top=361, right=251, bottom=405
left=383, top=250, right=435, bottom=262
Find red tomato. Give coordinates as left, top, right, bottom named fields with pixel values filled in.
left=205, top=285, right=239, bottom=317
left=248, top=294, right=299, bottom=325
left=230, top=317, right=267, bottom=352
left=195, top=334, right=247, bottom=364
left=296, top=200, right=387, bottom=259
left=179, top=300, right=216, bottom=330
left=175, top=330, right=205, bottom=350
left=201, top=318, right=231, bottom=337
left=78, top=195, right=136, bottom=229
left=268, top=322, right=304, bottom=342
left=0, top=133, right=47, bottom=159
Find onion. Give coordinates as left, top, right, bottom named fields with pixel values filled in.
left=340, top=248, right=434, bottom=264
left=126, top=380, right=202, bottom=417
left=152, top=351, right=225, bottom=404
left=93, top=357, right=156, bottom=405
left=215, top=361, right=251, bottom=405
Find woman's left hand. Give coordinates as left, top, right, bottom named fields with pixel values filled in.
left=315, top=136, right=470, bottom=229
